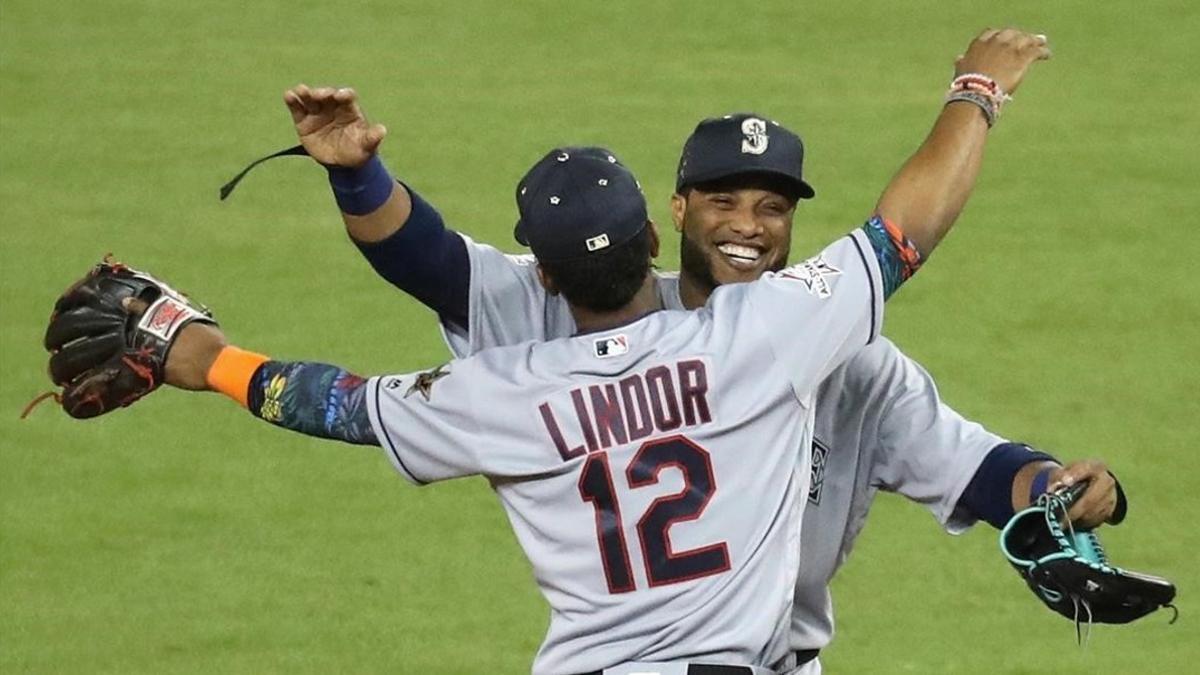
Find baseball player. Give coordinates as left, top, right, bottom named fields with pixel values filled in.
left=277, top=29, right=1121, bottom=672
left=56, top=137, right=965, bottom=674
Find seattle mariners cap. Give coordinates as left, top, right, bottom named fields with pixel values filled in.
left=675, top=113, right=816, bottom=200
left=514, top=147, right=648, bottom=262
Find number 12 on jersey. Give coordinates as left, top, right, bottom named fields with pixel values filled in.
left=578, top=435, right=731, bottom=593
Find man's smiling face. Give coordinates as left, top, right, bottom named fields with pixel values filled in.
left=673, top=173, right=798, bottom=293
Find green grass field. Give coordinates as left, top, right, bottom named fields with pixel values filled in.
left=2, top=1, right=1197, bottom=672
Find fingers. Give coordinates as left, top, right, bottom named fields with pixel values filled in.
left=958, top=27, right=1052, bottom=93
left=283, top=85, right=309, bottom=125
left=284, top=84, right=365, bottom=128
left=120, top=297, right=150, bottom=314
left=1055, top=460, right=1117, bottom=528
left=363, top=123, right=387, bottom=154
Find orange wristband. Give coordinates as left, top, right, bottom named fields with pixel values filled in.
left=205, top=346, right=270, bottom=408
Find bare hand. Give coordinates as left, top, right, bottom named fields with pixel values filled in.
left=1050, top=459, right=1118, bottom=529
left=284, top=84, right=387, bottom=168
left=955, top=28, right=1052, bottom=95
left=122, top=298, right=227, bottom=391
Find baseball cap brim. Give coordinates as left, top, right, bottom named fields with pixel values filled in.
left=681, top=166, right=815, bottom=200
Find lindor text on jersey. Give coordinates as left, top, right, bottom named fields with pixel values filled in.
left=538, top=359, right=712, bottom=461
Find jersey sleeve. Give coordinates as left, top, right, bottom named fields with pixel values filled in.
left=741, top=229, right=885, bottom=400
left=438, top=234, right=575, bottom=358
left=363, top=348, right=562, bottom=485
left=851, top=340, right=1007, bottom=533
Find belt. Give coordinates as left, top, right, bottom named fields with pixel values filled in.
left=577, top=663, right=770, bottom=675
left=792, top=649, right=820, bottom=667
left=792, top=648, right=820, bottom=667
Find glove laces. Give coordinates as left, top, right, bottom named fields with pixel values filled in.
left=19, top=391, right=61, bottom=419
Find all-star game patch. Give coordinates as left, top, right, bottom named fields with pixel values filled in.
left=405, top=363, right=449, bottom=401
left=780, top=255, right=842, bottom=298
left=809, top=438, right=829, bottom=505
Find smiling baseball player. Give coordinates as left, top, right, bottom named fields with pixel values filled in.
left=264, top=29, right=1130, bottom=673
left=42, top=127, right=981, bottom=673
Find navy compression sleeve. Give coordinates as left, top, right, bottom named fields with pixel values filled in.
left=246, top=360, right=378, bottom=446
left=957, top=442, right=1057, bottom=529
left=353, top=186, right=470, bottom=328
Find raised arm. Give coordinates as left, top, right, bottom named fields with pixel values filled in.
left=284, top=85, right=469, bottom=327
left=874, top=28, right=1052, bottom=257
left=283, top=84, right=406, bottom=243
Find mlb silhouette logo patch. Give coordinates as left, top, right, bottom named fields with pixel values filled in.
left=593, top=334, right=629, bottom=358
left=586, top=233, right=611, bottom=251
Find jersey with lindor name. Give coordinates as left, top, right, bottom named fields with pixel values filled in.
left=367, top=231, right=883, bottom=675
left=538, top=359, right=712, bottom=460
left=437, top=228, right=1002, bottom=658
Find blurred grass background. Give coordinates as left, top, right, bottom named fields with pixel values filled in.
left=2, top=1, right=1197, bottom=672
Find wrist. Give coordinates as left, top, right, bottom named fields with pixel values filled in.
left=327, top=154, right=395, bottom=215
left=1029, top=465, right=1055, bottom=503
left=205, top=345, right=270, bottom=407
left=165, top=323, right=228, bottom=391
left=944, top=73, right=1011, bottom=128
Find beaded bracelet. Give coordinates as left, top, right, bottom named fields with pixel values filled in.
left=945, top=73, right=1013, bottom=127
left=946, top=89, right=999, bottom=127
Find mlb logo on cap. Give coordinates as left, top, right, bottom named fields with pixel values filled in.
left=586, top=234, right=611, bottom=252
left=513, top=147, right=648, bottom=262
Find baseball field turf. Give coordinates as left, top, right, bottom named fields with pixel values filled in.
left=2, top=1, right=1196, bottom=672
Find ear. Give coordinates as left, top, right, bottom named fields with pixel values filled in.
left=647, top=220, right=661, bottom=259
left=669, top=193, right=687, bottom=233
left=536, top=264, right=559, bottom=296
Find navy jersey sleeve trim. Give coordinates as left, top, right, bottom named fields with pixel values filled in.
left=958, top=442, right=1057, bottom=529
left=372, top=377, right=428, bottom=485
left=353, top=184, right=470, bottom=329
left=848, top=232, right=878, bottom=343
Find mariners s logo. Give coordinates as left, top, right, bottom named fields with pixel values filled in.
left=741, top=117, right=769, bottom=155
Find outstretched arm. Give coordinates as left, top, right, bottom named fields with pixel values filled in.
left=165, top=319, right=377, bottom=445
left=284, top=85, right=470, bottom=327
left=874, top=28, right=1052, bottom=258
left=846, top=341, right=1120, bottom=531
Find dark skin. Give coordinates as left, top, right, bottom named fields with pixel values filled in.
left=671, top=174, right=798, bottom=309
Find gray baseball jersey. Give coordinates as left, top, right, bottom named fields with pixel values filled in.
left=439, top=235, right=1003, bottom=658
left=368, top=232, right=884, bottom=675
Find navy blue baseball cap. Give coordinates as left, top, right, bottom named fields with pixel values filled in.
left=514, top=147, right=648, bottom=262
left=675, top=113, right=815, bottom=200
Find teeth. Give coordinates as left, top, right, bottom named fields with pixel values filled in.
left=718, top=244, right=761, bottom=261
